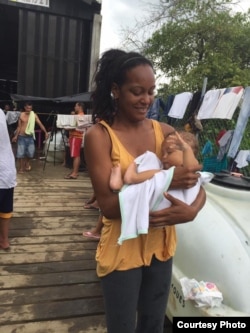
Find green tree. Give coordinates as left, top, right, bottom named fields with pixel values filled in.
left=127, top=0, right=250, bottom=95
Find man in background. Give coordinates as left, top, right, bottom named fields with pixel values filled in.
left=12, top=101, right=49, bottom=173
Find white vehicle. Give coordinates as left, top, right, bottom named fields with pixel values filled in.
left=166, top=173, right=250, bottom=319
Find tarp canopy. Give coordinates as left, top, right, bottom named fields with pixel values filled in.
left=10, top=94, right=53, bottom=102
left=9, top=92, right=92, bottom=103
left=54, top=92, right=92, bottom=103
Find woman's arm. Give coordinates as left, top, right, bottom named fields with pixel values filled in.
left=84, top=123, right=121, bottom=219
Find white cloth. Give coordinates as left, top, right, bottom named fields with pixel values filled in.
left=0, top=109, right=17, bottom=189
left=211, top=86, right=244, bottom=119
left=118, top=151, right=213, bottom=245
left=197, top=89, right=225, bottom=120
left=5, top=111, right=21, bottom=125
left=234, top=150, right=250, bottom=168
left=76, top=114, right=92, bottom=132
left=168, top=92, right=193, bottom=119
left=56, top=115, right=77, bottom=128
left=197, top=87, right=243, bottom=120
left=56, top=114, right=92, bottom=128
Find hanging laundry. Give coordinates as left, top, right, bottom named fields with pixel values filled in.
left=211, top=86, right=244, bottom=119
left=167, top=92, right=193, bottom=119
left=147, top=98, right=165, bottom=120
left=217, top=130, right=234, bottom=161
left=202, top=140, right=213, bottom=156
left=197, top=89, right=225, bottom=120
left=184, top=91, right=202, bottom=120
left=56, top=114, right=92, bottom=129
left=215, top=129, right=226, bottom=146
left=234, top=150, right=250, bottom=168
left=163, top=94, right=175, bottom=117
left=227, top=86, right=250, bottom=158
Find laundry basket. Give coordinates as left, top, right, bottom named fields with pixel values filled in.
left=202, top=155, right=228, bottom=173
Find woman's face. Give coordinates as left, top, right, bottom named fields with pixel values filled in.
left=115, top=64, right=156, bottom=121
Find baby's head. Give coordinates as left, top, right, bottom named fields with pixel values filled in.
left=161, top=130, right=199, bottom=169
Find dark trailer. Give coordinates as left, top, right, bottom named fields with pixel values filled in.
left=0, top=0, right=101, bottom=100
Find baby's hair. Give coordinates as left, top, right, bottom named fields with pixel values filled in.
left=178, top=130, right=199, bottom=156
left=165, top=130, right=199, bottom=156
left=91, top=48, right=153, bottom=125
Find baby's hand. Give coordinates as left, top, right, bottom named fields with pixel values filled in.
left=174, top=131, right=190, bottom=151
left=166, top=132, right=189, bottom=152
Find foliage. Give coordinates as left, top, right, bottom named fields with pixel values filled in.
left=142, top=0, right=250, bottom=94
left=121, top=0, right=250, bottom=176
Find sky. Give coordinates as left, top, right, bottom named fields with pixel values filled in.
left=99, top=0, right=148, bottom=53
left=99, top=0, right=250, bottom=54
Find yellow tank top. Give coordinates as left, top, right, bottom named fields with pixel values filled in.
left=96, top=119, right=177, bottom=277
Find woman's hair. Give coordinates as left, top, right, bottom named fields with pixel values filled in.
left=91, top=49, right=153, bottom=125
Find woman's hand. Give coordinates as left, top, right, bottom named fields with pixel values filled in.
left=149, top=187, right=206, bottom=227
left=170, top=165, right=202, bottom=189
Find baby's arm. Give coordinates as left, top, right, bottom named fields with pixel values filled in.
left=168, top=132, right=198, bottom=167
left=123, top=161, right=160, bottom=185
left=177, top=133, right=198, bottom=167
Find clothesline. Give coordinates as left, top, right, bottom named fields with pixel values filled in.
left=147, top=85, right=246, bottom=121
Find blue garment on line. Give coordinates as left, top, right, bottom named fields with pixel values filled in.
left=147, top=98, right=165, bottom=120
left=202, top=140, right=213, bottom=156
left=227, top=86, right=250, bottom=158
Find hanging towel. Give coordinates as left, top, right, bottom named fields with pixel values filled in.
left=197, top=89, right=225, bottom=120
left=211, top=86, right=244, bottom=119
left=56, top=115, right=77, bottom=128
left=25, top=111, right=36, bottom=139
left=168, top=92, right=193, bottom=119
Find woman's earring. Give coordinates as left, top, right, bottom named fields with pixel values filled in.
left=110, top=92, right=115, bottom=100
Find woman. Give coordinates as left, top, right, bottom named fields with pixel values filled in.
left=84, top=49, right=206, bottom=333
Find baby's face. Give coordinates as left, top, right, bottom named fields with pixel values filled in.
left=161, top=141, right=183, bottom=169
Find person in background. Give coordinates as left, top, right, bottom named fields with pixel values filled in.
left=12, top=101, right=49, bottom=173
left=0, top=108, right=17, bottom=250
left=84, top=49, right=206, bottom=333
left=62, top=110, right=75, bottom=168
left=64, top=102, right=85, bottom=179
left=4, top=103, right=19, bottom=139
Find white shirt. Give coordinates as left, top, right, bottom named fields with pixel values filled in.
left=0, top=109, right=17, bottom=188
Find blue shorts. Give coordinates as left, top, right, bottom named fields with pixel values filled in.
left=0, top=188, right=14, bottom=218
left=16, top=135, right=35, bottom=158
